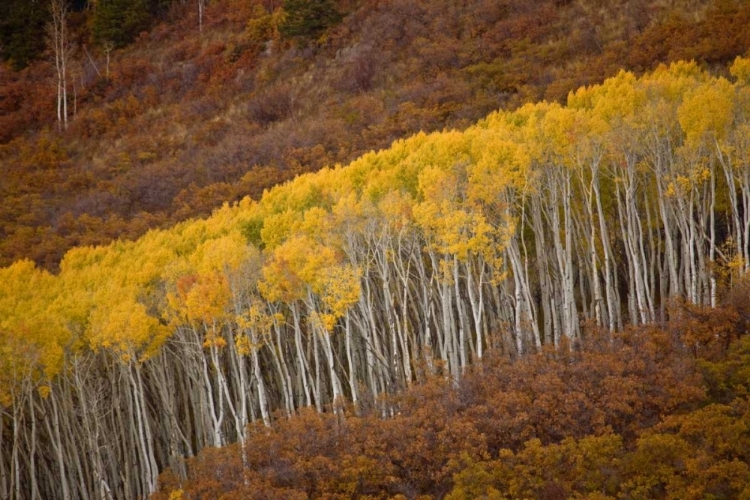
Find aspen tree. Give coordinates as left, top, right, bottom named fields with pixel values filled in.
left=2, top=59, right=750, bottom=499
left=535, top=105, right=582, bottom=340
left=679, top=77, right=743, bottom=300
left=469, top=124, right=538, bottom=351
left=48, top=0, right=73, bottom=131
left=198, top=0, right=207, bottom=32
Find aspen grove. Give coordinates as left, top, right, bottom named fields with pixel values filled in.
left=2, top=59, right=750, bottom=499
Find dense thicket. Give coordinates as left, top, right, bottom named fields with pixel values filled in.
left=2, top=0, right=749, bottom=270
left=278, top=0, right=343, bottom=42
left=2, top=60, right=750, bottom=499
left=151, top=310, right=750, bottom=499
left=91, top=0, right=153, bottom=48
left=0, top=0, right=49, bottom=70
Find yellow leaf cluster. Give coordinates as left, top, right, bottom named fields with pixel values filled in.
left=2, top=56, right=750, bottom=394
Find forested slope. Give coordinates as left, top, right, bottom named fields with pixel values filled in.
left=2, top=0, right=750, bottom=269
left=2, top=59, right=750, bottom=499
left=153, top=310, right=750, bottom=499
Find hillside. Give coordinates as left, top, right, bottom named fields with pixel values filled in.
left=2, top=58, right=750, bottom=499
left=153, top=313, right=750, bottom=499
left=2, top=0, right=750, bottom=269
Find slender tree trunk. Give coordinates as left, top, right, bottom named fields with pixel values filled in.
left=49, top=0, right=71, bottom=132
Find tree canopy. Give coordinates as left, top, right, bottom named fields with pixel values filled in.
left=2, top=59, right=750, bottom=499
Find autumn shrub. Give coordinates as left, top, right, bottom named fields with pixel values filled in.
left=4, top=0, right=750, bottom=271
left=246, top=82, right=296, bottom=125
left=154, top=322, right=725, bottom=499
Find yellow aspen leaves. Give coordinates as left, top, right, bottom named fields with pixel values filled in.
left=0, top=261, right=69, bottom=381
left=190, top=232, right=249, bottom=275
left=170, top=272, right=232, bottom=326
left=678, top=78, right=735, bottom=147
left=259, top=236, right=338, bottom=300
left=415, top=166, right=498, bottom=262
left=1, top=56, right=750, bottom=412
left=37, top=385, right=51, bottom=399
left=235, top=302, right=274, bottom=353
left=468, top=130, right=530, bottom=204
left=376, top=190, right=415, bottom=232
left=300, top=206, right=335, bottom=240
left=730, top=56, right=750, bottom=85
left=644, top=60, right=706, bottom=105
left=569, top=70, right=642, bottom=126
left=260, top=209, right=300, bottom=250
left=318, top=264, right=361, bottom=323
left=88, top=289, right=169, bottom=363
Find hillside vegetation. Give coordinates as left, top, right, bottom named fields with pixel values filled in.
left=2, top=0, right=750, bottom=269
left=153, top=316, right=750, bottom=499
left=2, top=58, right=750, bottom=499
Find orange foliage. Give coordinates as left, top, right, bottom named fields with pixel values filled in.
left=152, top=318, right=742, bottom=499
left=3, top=0, right=750, bottom=270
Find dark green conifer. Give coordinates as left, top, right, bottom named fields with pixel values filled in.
left=0, top=0, right=49, bottom=69
left=92, top=0, right=151, bottom=48
left=279, top=0, right=343, bottom=43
